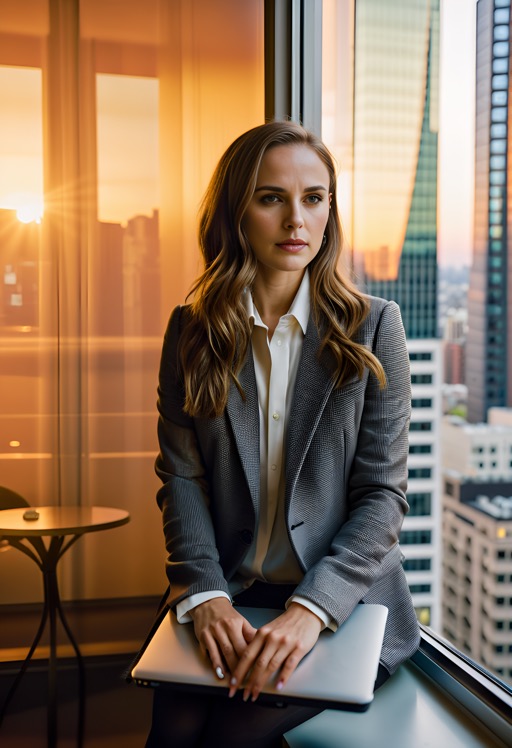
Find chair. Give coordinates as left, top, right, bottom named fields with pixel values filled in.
left=0, top=486, right=30, bottom=551
left=0, top=486, right=29, bottom=511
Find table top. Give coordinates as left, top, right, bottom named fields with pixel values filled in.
left=0, top=506, right=130, bottom=537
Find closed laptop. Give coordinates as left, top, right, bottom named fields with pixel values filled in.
left=131, top=603, right=388, bottom=712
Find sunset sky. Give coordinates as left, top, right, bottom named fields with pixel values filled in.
left=438, top=0, right=476, bottom=268
left=0, top=0, right=477, bottom=267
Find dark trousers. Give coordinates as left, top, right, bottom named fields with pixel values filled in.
left=145, top=583, right=389, bottom=748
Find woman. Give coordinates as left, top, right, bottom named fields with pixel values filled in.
left=146, top=121, right=420, bottom=747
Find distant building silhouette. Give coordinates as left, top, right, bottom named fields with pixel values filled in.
left=91, top=210, right=160, bottom=337
left=467, top=0, right=512, bottom=423
left=443, top=308, right=467, bottom=386
left=0, top=208, right=39, bottom=329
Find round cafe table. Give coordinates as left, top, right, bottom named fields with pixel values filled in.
left=0, top=506, right=130, bottom=748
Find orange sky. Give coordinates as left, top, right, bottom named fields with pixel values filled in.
left=437, top=0, right=476, bottom=267
left=0, top=0, right=477, bottom=265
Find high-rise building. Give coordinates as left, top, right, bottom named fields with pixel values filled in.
left=443, top=308, right=467, bottom=386
left=467, top=0, right=512, bottom=424
left=350, top=0, right=441, bottom=628
left=442, top=412, right=512, bottom=684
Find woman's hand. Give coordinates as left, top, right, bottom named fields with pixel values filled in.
left=189, top=597, right=257, bottom=680
left=228, top=603, right=323, bottom=702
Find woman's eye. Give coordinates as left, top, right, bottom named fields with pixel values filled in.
left=305, top=194, right=322, bottom=204
left=261, top=194, right=281, bottom=204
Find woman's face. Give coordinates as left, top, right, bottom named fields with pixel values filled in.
left=242, top=144, right=331, bottom=283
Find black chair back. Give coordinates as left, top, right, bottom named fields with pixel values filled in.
left=0, top=486, right=29, bottom=511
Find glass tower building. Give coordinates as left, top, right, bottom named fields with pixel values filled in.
left=467, top=0, right=511, bottom=424
left=347, top=0, right=441, bottom=629
left=353, top=0, right=439, bottom=340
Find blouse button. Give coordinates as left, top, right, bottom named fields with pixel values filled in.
left=272, top=412, right=280, bottom=421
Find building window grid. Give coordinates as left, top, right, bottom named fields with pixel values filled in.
left=489, top=18, right=509, bottom=264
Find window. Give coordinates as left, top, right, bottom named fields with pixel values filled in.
left=320, top=0, right=512, bottom=698
left=493, top=41, right=509, bottom=56
left=400, top=530, right=432, bottom=545
left=409, top=352, right=433, bottom=361
left=410, top=421, right=433, bottom=431
left=407, top=492, right=432, bottom=515
left=0, top=0, right=264, bottom=605
left=412, top=398, right=433, bottom=408
left=495, top=9, right=511, bottom=24
left=403, top=558, right=431, bottom=571
left=409, top=467, right=432, bottom=479
left=411, top=373, right=433, bottom=384
left=409, top=444, right=432, bottom=454
left=410, top=584, right=431, bottom=594
left=494, top=25, right=509, bottom=41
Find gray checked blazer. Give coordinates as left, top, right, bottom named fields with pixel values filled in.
left=155, top=296, right=420, bottom=675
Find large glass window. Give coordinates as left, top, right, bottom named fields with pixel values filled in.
left=0, top=0, right=264, bottom=605
left=319, top=0, right=512, bottom=694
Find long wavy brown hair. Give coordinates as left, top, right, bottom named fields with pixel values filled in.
left=179, top=121, right=386, bottom=418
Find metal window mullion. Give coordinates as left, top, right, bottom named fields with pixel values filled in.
left=264, top=0, right=322, bottom=131
left=300, top=0, right=322, bottom=134
left=290, top=0, right=302, bottom=123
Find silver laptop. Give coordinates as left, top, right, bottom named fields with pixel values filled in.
left=131, top=603, right=388, bottom=711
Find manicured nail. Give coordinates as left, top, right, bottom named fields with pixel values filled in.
left=228, top=677, right=237, bottom=698
left=243, top=690, right=250, bottom=702
left=276, top=681, right=283, bottom=691
left=215, top=666, right=224, bottom=679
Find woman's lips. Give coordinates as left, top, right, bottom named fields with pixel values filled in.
left=276, top=239, right=308, bottom=253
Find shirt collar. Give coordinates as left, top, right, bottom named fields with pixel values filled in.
left=242, top=271, right=310, bottom=335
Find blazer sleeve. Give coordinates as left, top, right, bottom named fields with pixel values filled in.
left=155, top=306, right=231, bottom=607
left=293, top=300, right=411, bottom=626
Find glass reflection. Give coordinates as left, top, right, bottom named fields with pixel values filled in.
left=0, top=0, right=264, bottom=605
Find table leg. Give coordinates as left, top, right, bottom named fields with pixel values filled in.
left=45, top=568, right=58, bottom=748
left=50, top=569, right=86, bottom=748
left=0, top=596, right=49, bottom=728
left=44, top=537, right=86, bottom=748
left=1, top=535, right=86, bottom=748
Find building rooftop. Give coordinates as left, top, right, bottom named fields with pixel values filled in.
left=470, top=494, right=512, bottom=520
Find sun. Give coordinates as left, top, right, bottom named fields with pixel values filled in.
left=16, top=196, right=43, bottom=224
left=0, top=192, right=44, bottom=224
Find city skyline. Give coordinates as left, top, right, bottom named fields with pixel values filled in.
left=0, top=0, right=477, bottom=268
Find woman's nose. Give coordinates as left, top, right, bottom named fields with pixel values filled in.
left=284, top=200, right=304, bottom=229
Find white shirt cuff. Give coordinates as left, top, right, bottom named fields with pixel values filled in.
left=176, top=590, right=231, bottom=623
left=287, top=595, right=338, bottom=632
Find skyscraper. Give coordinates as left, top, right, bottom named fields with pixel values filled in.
left=442, top=412, right=512, bottom=685
left=467, top=0, right=511, bottom=424
left=350, top=0, right=441, bottom=628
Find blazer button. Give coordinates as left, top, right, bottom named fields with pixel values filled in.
left=239, top=529, right=253, bottom=545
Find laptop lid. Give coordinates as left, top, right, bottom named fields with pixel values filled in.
left=131, top=603, right=388, bottom=712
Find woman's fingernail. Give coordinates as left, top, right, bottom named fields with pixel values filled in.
left=276, top=681, right=283, bottom=691
left=215, top=666, right=225, bottom=679
left=242, top=690, right=250, bottom=702
left=230, top=677, right=237, bottom=686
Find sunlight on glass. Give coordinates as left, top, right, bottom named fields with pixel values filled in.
left=96, top=74, right=159, bottom=225
left=14, top=194, right=43, bottom=224
left=0, top=67, right=43, bottom=213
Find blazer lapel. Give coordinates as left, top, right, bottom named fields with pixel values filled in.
left=285, top=316, right=337, bottom=495
left=226, top=347, right=260, bottom=510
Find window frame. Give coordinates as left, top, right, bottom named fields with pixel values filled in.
left=414, top=627, right=512, bottom=744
